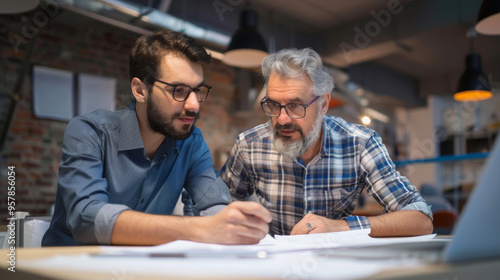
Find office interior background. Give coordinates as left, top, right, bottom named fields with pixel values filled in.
left=1, top=0, right=499, bottom=229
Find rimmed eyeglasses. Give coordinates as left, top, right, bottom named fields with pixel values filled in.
left=153, top=78, right=211, bottom=103
left=260, top=96, right=320, bottom=119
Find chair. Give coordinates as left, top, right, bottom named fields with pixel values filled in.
left=1, top=214, right=52, bottom=248
left=432, top=210, right=458, bottom=235
left=23, top=216, right=52, bottom=247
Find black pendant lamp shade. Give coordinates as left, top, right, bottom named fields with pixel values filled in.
left=222, top=9, right=268, bottom=68
left=455, top=53, right=493, bottom=102
left=476, top=0, right=500, bottom=35
left=0, top=0, right=39, bottom=14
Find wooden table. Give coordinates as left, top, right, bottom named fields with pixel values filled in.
left=1, top=246, right=499, bottom=280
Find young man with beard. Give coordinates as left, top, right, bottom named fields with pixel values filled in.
left=220, top=48, right=433, bottom=237
left=42, top=30, right=271, bottom=246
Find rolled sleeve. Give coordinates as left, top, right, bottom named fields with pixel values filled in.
left=401, top=201, right=433, bottom=221
left=361, top=133, right=433, bottom=221
left=94, top=204, right=131, bottom=244
left=200, top=204, right=226, bottom=216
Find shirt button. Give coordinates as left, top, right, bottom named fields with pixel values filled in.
left=140, top=198, right=144, bottom=203
left=163, top=153, right=166, bottom=157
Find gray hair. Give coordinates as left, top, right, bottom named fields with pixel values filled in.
left=261, top=48, right=334, bottom=97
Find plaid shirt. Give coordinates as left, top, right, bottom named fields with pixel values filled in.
left=220, top=115, right=432, bottom=235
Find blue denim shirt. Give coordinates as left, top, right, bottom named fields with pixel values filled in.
left=42, top=100, right=230, bottom=246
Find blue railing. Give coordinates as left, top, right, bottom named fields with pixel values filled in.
left=393, top=152, right=490, bottom=167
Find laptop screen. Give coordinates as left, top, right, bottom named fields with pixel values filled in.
left=443, top=135, right=500, bottom=262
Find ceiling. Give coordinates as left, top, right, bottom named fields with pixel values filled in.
left=176, top=0, right=500, bottom=108
left=25, top=0, right=500, bottom=116
left=240, top=0, right=500, bottom=78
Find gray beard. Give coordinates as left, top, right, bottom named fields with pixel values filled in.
left=271, top=111, right=324, bottom=159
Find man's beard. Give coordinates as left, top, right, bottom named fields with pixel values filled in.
left=146, top=94, right=199, bottom=140
left=271, top=108, right=323, bottom=159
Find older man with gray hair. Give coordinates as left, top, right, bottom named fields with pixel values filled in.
left=220, top=48, right=433, bottom=237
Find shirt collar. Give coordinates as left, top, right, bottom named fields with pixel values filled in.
left=118, top=99, right=176, bottom=156
left=320, top=115, right=353, bottom=157
left=320, top=117, right=329, bottom=156
left=118, top=99, right=145, bottom=151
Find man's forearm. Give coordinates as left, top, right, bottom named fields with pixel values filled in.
left=368, top=210, right=433, bottom=237
left=110, top=210, right=204, bottom=245
left=110, top=201, right=272, bottom=246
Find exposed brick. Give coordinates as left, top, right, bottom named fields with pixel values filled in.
left=14, top=189, right=30, bottom=196
left=15, top=110, right=34, bottom=118
left=24, top=162, right=40, bottom=169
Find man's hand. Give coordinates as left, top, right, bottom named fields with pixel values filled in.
left=111, top=201, right=271, bottom=246
left=200, top=201, right=272, bottom=244
left=290, top=213, right=350, bottom=235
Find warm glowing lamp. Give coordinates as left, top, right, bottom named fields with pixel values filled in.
left=454, top=53, right=492, bottom=102
left=361, top=115, right=371, bottom=125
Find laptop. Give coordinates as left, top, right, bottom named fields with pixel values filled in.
left=317, top=134, right=500, bottom=264
left=442, top=133, right=500, bottom=263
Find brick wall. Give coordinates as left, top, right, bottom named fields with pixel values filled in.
left=0, top=11, right=267, bottom=222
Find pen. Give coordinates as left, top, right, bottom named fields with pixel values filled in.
left=92, top=250, right=268, bottom=259
left=151, top=250, right=268, bottom=259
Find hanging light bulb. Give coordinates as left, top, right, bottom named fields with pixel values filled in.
left=361, top=115, right=371, bottom=125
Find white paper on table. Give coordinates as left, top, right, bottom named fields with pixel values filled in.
left=275, top=229, right=437, bottom=248
left=100, top=229, right=436, bottom=259
left=100, top=234, right=331, bottom=257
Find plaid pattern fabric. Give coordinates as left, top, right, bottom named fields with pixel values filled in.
left=220, top=115, right=432, bottom=236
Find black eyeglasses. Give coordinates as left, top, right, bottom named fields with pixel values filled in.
left=260, top=96, right=320, bottom=119
left=153, top=78, right=211, bottom=103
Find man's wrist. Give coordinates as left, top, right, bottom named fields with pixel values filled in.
left=341, top=219, right=351, bottom=231
left=343, top=215, right=371, bottom=230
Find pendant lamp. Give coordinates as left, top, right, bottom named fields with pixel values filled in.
left=455, top=53, right=492, bottom=102
left=222, top=8, right=268, bottom=69
left=454, top=29, right=493, bottom=102
left=0, top=0, right=39, bottom=14
left=476, top=0, right=500, bottom=35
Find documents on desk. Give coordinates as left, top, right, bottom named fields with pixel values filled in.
left=274, top=229, right=437, bottom=247
left=99, top=228, right=436, bottom=257
left=21, top=229, right=439, bottom=280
